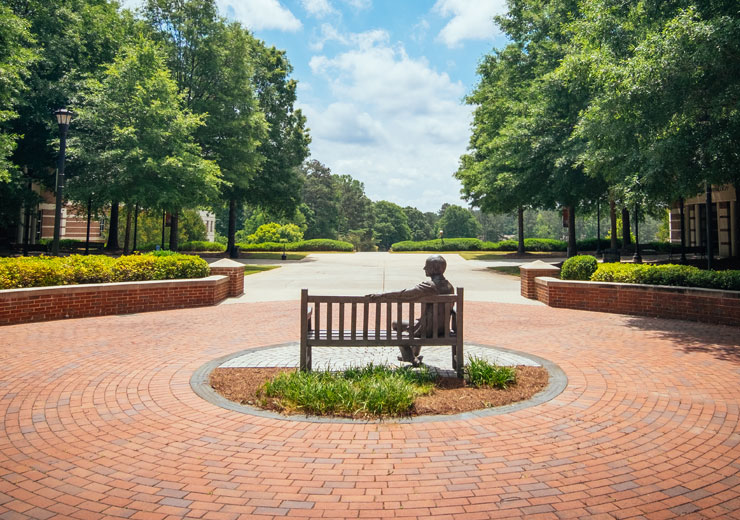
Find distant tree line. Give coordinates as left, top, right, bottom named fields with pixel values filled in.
left=456, top=0, right=739, bottom=258
left=217, top=158, right=665, bottom=251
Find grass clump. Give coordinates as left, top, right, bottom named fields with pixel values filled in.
left=243, top=265, right=279, bottom=275
left=260, top=364, right=437, bottom=417
left=465, top=357, right=517, bottom=389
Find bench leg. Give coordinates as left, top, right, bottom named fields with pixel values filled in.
left=300, top=341, right=311, bottom=372
left=455, top=342, right=464, bottom=379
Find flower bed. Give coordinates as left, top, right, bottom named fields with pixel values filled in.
left=521, top=260, right=740, bottom=326
left=0, top=256, right=245, bottom=326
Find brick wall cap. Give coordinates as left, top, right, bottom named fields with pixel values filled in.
left=519, top=260, right=560, bottom=271
left=535, top=276, right=740, bottom=299
left=209, top=259, right=244, bottom=269
left=0, top=275, right=226, bottom=298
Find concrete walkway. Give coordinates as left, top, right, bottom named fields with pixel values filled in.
left=1, top=253, right=739, bottom=519
left=232, top=252, right=549, bottom=304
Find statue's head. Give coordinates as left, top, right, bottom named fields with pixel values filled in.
left=424, top=255, right=447, bottom=276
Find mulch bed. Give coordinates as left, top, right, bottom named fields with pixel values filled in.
left=209, top=365, right=549, bottom=417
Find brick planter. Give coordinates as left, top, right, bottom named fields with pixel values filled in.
left=209, top=258, right=245, bottom=297
left=0, top=276, right=231, bottom=326
left=533, top=277, right=740, bottom=327
left=520, top=260, right=561, bottom=299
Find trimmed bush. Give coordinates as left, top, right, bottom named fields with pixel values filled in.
left=591, top=263, right=740, bottom=291
left=0, top=253, right=210, bottom=289
left=561, top=255, right=598, bottom=280
left=391, top=238, right=484, bottom=251
left=179, top=241, right=227, bottom=252
left=390, top=237, right=568, bottom=252
left=235, top=239, right=353, bottom=252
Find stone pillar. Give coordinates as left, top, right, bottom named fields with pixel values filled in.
left=209, top=258, right=245, bottom=297
left=520, top=260, right=561, bottom=299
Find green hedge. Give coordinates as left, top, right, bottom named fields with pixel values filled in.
left=0, top=253, right=210, bottom=289
left=179, top=240, right=227, bottom=252
left=561, top=255, right=598, bottom=280
left=592, top=263, right=740, bottom=291
left=390, top=238, right=568, bottom=252
left=389, top=237, right=672, bottom=253
left=235, top=239, right=353, bottom=252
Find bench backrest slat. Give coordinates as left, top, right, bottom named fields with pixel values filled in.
left=327, top=301, right=333, bottom=337
left=351, top=303, right=357, bottom=340
left=363, top=302, right=369, bottom=339
left=375, top=302, right=381, bottom=339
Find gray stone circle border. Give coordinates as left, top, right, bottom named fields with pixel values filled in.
left=190, top=342, right=568, bottom=424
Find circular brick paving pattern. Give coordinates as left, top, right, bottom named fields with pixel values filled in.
left=1, top=301, right=739, bottom=519
left=191, top=343, right=567, bottom=423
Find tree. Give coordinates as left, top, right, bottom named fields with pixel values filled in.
left=0, top=5, right=37, bottom=242
left=403, top=206, right=433, bottom=241
left=3, top=0, right=130, bottom=246
left=336, top=174, right=374, bottom=235
left=301, top=160, right=339, bottom=239
left=246, top=223, right=302, bottom=243
left=569, top=3, right=740, bottom=258
left=373, top=201, right=411, bottom=250
left=69, top=39, right=221, bottom=244
left=437, top=205, right=482, bottom=239
left=247, top=41, right=311, bottom=218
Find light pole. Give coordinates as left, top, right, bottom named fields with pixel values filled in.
left=85, top=193, right=93, bottom=255
left=51, top=108, right=73, bottom=256
left=632, top=180, right=642, bottom=264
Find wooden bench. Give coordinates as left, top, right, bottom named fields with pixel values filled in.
left=300, top=288, right=464, bottom=378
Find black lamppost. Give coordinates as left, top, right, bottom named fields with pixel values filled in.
left=85, top=193, right=93, bottom=255
left=596, top=198, right=602, bottom=256
left=632, top=181, right=642, bottom=264
left=51, top=108, right=73, bottom=256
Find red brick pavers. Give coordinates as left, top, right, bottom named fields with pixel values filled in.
left=1, top=302, right=739, bottom=519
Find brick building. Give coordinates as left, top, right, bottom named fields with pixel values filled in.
left=668, top=185, right=737, bottom=258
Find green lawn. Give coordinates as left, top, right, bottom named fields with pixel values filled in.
left=241, top=252, right=307, bottom=260
left=486, top=266, right=521, bottom=277
left=458, top=251, right=554, bottom=261
left=244, top=265, right=280, bottom=276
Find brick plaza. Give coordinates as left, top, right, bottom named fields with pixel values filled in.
left=1, top=253, right=739, bottom=519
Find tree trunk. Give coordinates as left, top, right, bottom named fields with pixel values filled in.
left=733, top=181, right=739, bottom=259
left=106, top=200, right=120, bottom=250
left=123, top=205, right=132, bottom=255
left=610, top=198, right=618, bottom=252
left=517, top=206, right=525, bottom=254
left=705, top=183, right=713, bottom=270
left=567, top=205, right=577, bottom=257
left=169, top=210, right=179, bottom=251
left=621, top=207, right=631, bottom=250
left=228, top=198, right=237, bottom=257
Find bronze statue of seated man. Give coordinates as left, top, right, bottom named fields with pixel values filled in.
left=367, top=254, right=455, bottom=367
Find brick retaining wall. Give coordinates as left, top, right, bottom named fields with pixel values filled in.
left=0, top=276, right=230, bottom=326
left=533, top=277, right=740, bottom=326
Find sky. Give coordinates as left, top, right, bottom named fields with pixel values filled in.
left=120, top=0, right=510, bottom=213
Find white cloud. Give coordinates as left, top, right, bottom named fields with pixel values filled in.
left=342, top=0, right=371, bottom=10
left=218, top=0, right=301, bottom=31
left=433, top=0, right=506, bottom=48
left=302, top=30, right=472, bottom=212
left=301, top=0, right=336, bottom=18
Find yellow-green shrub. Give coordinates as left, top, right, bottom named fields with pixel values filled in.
left=0, top=253, right=210, bottom=289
